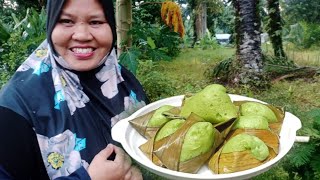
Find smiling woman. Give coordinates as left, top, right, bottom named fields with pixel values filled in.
left=0, top=0, right=148, bottom=179
left=51, top=0, right=113, bottom=71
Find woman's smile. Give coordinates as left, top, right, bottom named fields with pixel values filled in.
left=71, top=47, right=95, bottom=59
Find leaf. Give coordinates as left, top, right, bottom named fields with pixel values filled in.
left=306, top=109, right=320, bottom=131
left=119, top=48, right=141, bottom=75
left=307, top=109, right=320, bottom=118
left=147, top=37, right=156, bottom=49
left=289, top=143, right=316, bottom=167
left=0, top=23, right=10, bottom=42
left=12, top=9, right=29, bottom=30
left=147, top=49, right=171, bottom=61
left=302, top=128, right=320, bottom=139
left=310, top=154, right=320, bottom=174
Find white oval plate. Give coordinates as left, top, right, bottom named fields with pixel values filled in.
left=112, top=94, right=301, bottom=180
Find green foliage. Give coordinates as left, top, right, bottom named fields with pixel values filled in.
left=12, top=8, right=47, bottom=39
left=128, top=1, right=182, bottom=63
left=284, top=109, right=320, bottom=179
left=283, top=0, right=320, bottom=24
left=126, top=24, right=181, bottom=61
left=208, top=57, right=233, bottom=83
left=0, top=0, right=19, bottom=25
left=0, top=31, right=45, bottom=86
left=213, top=4, right=235, bottom=34
left=119, top=47, right=140, bottom=75
left=262, top=54, right=297, bottom=79
left=252, top=162, right=290, bottom=180
left=285, top=22, right=320, bottom=49
left=300, top=23, right=320, bottom=49
left=181, top=17, right=194, bottom=48
left=136, top=60, right=176, bottom=102
left=0, top=7, right=46, bottom=86
left=0, top=22, right=10, bottom=44
left=194, top=30, right=220, bottom=50
left=284, top=23, right=304, bottom=47
left=132, top=0, right=162, bottom=25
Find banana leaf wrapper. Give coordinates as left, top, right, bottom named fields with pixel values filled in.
left=227, top=129, right=280, bottom=154
left=208, top=127, right=280, bottom=174
left=129, top=107, right=182, bottom=139
left=208, top=145, right=276, bottom=174
left=139, top=135, right=165, bottom=167
left=151, top=113, right=236, bottom=173
left=233, top=101, right=285, bottom=135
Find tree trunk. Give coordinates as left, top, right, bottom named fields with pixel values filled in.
left=266, top=0, right=286, bottom=58
left=232, top=0, right=267, bottom=87
left=194, top=2, right=207, bottom=41
left=116, top=0, right=132, bottom=57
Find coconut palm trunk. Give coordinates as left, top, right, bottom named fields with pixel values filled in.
left=232, top=0, right=267, bottom=87
left=266, top=0, right=286, bottom=58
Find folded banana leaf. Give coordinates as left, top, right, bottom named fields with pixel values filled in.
left=233, top=101, right=285, bottom=135
left=129, top=105, right=182, bottom=139
left=209, top=143, right=276, bottom=174
left=139, top=119, right=185, bottom=167
left=208, top=103, right=283, bottom=174
left=227, top=129, right=279, bottom=154
left=151, top=113, right=236, bottom=173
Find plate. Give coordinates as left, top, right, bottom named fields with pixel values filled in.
left=111, top=94, right=301, bottom=180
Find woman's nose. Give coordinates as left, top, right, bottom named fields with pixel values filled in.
left=72, top=23, right=93, bottom=41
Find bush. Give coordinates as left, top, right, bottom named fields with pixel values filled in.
left=301, top=23, right=320, bottom=49
left=284, top=22, right=320, bottom=49
left=284, top=109, right=320, bottom=179
left=0, top=7, right=46, bottom=87
left=0, top=30, right=45, bottom=86
left=194, top=30, right=220, bottom=50
left=137, top=60, right=176, bottom=102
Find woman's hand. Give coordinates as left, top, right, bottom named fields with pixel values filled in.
left=87, top=144, right=142, bottom=180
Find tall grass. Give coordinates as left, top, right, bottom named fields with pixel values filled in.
left=262, top=43, right=320, bottom=67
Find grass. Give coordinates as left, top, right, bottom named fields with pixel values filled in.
left=262, top=43, right=320, bottom=67
left=136, top=46, right=320, bottom=180
left=152, top=47, right=235, bottom=95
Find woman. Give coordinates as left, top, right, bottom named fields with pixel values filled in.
left=0, top=0, right=148, bottom=179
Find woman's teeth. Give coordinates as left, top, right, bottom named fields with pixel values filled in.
left=72, top=48, right=93, bottom=53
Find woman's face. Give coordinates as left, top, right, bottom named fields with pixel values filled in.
left=51, top=0, right=113, bottom=71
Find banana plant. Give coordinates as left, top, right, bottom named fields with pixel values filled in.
left=0, top=22, right=10, bottom=44
left=11, top=7, right=46, bottom=40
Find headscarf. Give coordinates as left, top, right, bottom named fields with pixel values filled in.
left=0, top=0, right=148, bottom=178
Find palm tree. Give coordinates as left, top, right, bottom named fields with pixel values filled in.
left=231, top=0, right=267, bottom=87
left=266, top=0, right=286, bottom=58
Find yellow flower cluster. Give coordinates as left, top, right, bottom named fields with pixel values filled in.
left=161, top=1, right=185, bottom=38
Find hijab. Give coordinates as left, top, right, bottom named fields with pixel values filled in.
left=0, top=0, right=148, bottom=178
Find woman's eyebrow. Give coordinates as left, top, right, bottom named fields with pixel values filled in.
left=59, top=11, right=73, bottom=18
left=60, top=11, right=105, bottom=19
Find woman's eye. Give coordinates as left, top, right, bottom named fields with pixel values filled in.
left=90, top=21, right=104, bottom=25
left=59, top=19, right=74, bottom=25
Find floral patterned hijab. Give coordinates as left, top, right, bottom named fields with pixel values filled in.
left=0, top=0, right=148, bottom=178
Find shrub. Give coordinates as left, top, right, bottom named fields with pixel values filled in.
left=137, top=60, right=176, bottom=102
left=284, top=109, right=320, bottom=179
left=0, top=7, right=46, bottom=87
